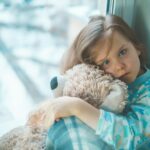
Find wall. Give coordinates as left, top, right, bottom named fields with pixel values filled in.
left=133, top=0, right=150, bottom=67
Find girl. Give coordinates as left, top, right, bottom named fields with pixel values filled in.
left=29, top=15, right=150, bottom=149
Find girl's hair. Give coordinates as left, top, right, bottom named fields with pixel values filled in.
left=60, top=15, right=146, bottom=74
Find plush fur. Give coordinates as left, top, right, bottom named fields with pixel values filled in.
left=0, top=63, right=128, bottom=150
left=52, top=63, right=128, bottom=113
left=0, top=126, right=47, bottom=150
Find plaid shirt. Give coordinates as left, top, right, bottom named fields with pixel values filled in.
left=46, top=116, right=113, bottom=150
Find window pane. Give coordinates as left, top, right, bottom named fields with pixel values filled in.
left=0, top=0, right=106, bottom=136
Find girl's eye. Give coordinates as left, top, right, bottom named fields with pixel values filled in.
left=102, top=59, right=110, bottom=66
left=119, top=49, right=127, bottom=57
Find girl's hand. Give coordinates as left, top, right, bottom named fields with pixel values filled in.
left=26, top=101, right=52, bottom=128
left=49, top=96, right=81, bottom=119
left=27, top=96, right=80, bottom=129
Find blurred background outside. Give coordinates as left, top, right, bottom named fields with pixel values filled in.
left=0, top=0, right=107, bottom=136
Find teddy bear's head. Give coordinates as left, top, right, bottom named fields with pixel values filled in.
left=50, top=64, right=128, bottom=113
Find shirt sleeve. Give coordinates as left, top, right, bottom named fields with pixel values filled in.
left=96, top=98, right=150, bottom=150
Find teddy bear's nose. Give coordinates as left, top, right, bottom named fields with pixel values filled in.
left=50, top=76, right=58, bottom=90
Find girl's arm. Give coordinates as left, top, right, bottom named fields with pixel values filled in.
left=73, top=98, right=100, bottom=130
left=27, top=96, right=100, bottom=130
left=50, top=96, right=100, bottom=130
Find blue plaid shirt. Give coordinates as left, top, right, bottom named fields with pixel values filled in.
left=46, top=116, right=113, bottom=150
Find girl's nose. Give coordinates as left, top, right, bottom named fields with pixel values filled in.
left=112, top=59, right=125, bottom=76
left=115, top=62, right=125, bottom=71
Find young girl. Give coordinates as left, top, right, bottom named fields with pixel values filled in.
left=29, top=15, right=150, bottom=149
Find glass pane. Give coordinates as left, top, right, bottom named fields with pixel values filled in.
left=0, top=0, right=106, bottom=136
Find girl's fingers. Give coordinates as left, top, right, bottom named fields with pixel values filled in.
left=55, top=118, right=62, bottom=122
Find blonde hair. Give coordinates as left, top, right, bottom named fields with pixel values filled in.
left=60, top=15, right=146, bottom=74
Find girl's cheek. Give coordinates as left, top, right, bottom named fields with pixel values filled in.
left=104, top=68, right=111, bottom=74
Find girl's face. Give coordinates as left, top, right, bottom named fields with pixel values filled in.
left=93, top=31, right=142, bottom=84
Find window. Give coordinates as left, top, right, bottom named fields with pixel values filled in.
left=0, top=0, right=107, bottom=136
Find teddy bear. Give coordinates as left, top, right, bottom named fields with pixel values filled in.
left=28, top=63, right=128, bottom=129
left=50, top=63, right=128, bottom=113
left=0, top=63, right=128, bottom=150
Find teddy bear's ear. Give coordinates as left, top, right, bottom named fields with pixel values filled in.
left=50, top=76, right=58, bottom=90
left=50, top=75, right=66, bottom=98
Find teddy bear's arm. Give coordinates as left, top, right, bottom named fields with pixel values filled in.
left=100, top=84, right=127, bottom=113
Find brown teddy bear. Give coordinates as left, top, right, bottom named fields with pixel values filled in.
left=27, top=63, right=128, bottom=129
left=51, top=63, right=128, bottom=113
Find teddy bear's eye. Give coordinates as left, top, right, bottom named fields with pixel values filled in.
left=50, top=77, right=58, bottom=90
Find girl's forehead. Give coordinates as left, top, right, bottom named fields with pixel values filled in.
left=93, top=31, right=114, bottom=62
left=94, top=31, right=129, bottom=63
left=95, top=29, right=115, bottom=51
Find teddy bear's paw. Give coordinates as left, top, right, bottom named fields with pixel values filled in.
left=111, top=99, right=128, bottom=113
left=118, top=100, right=128, bottom=113
left=100, top=84, right=128, bottom=113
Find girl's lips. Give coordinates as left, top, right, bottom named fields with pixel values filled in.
left=122, top=73, right=129, bottom=77
left=120, top=73, right=129, bottom=80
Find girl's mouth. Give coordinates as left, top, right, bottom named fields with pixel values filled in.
left=120, top=73, right=129, bottom=80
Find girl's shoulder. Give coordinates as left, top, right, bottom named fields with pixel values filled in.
left=128, top=68, right=150, bottom=90
left=128, top=68, right=150, bottom=101
left=141, top=68, right=150, bottom=87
